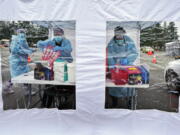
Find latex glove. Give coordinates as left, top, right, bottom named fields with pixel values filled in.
left=120, top=58, right=128, bottom=65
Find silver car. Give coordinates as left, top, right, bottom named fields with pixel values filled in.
left=165, top=59, right=180, bottom=91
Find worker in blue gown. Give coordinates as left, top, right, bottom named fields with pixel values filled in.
left=106, top=26, right=138, bottom=108
left=3, top=29, right=36, bottom=94
left=37, top=28, right=74, bottom=109
left=37, top=28, right=73, bottom=63
left=10, top=29, right=36, bottom=78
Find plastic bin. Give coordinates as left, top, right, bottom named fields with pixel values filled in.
left=67, top=63, right=75, bottom=83
left=111, top=67, right=128, bottom=85
left=137, top=65, right=149, bottom=84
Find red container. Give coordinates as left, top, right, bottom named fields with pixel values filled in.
left=111, top=67, right=128, bottom=85
left=111, top=66, right=142, bottom=85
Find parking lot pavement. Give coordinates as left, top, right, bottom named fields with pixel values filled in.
left=137, top=51, right=179, bottom=112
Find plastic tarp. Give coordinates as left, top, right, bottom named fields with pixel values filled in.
left=0, top=0, right=180, bottom=135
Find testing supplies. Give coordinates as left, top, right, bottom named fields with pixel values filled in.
left=34, top=63, right=54, bottom=80
left=110, top=65, right=149, bottom=85
left=53, top=60, right=75, bottom=83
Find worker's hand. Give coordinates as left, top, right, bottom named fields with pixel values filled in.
left=120, top=58, right=128, bottom=65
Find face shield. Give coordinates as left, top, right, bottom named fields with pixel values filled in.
left=53, top=28, right=64, bottom=44
left=17, top=29, right=26, bottom=39
left=114, top=30, right=125, bottom=39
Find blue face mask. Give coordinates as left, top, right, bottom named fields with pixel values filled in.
left=116, top=39, right=124, bottom=45
left=54, top=36, right=63, bottom=43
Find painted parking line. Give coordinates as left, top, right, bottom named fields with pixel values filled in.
left=141, top=57, right=167, bottom=65
left=149, top=66, right=157, bottom=70
left=146, top=62, right=165, bottom=70
left=140, top=60, right=165, bottom=70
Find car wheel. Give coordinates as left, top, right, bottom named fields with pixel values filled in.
left=166, top=71, right=179, bottom=91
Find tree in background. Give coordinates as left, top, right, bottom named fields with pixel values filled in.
left=140, top=25, right=154, bottom=48
left=0, top=22, right=13, bottom=39
left=0, top=21, right=48, bottom=47
left=140, top=22, right=179, bottom=51
left=152, top=23, right=164, bottom=50
left=166, top=22, right=178, bottom=42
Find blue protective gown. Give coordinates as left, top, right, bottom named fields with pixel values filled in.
left=107, top=35, right=138, bottom=97
left=37, top=38, right=73, bottom=63
left=9, top=34, right=33, bottom=78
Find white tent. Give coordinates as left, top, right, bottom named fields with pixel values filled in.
left=0, top=0, right=180, bottom=135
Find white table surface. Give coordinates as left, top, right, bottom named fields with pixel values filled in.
left=11, top=71, right=75, bottom=86
left=106, top=79, right=149, bottom=88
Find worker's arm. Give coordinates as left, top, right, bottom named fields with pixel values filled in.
left=37, top=40, right=54, bottom=50
left=125, top=36, right=138, bottom=65
left=107, top=39, right=116, bottom=69
left=16, top=40, right=33, bottom=55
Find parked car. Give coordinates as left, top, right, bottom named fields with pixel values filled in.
left=164, top=59, right=180, bottom=91
left=142, top=46, right=154, bottom=53
left=165, top=41, right=180, bottom=58
left=0, top=39, right=10, bottom=47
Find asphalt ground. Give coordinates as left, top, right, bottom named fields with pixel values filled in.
left=137, top=52, right=178, bottom=112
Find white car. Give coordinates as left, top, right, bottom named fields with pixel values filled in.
left=164, top=59, right=180, bottom=91
left=141, top=46, right=154, bottom=53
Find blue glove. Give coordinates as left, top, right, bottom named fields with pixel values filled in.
left=53, top=46, right=62, bottom=52
left=120, top=58, right=128, bottom=65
